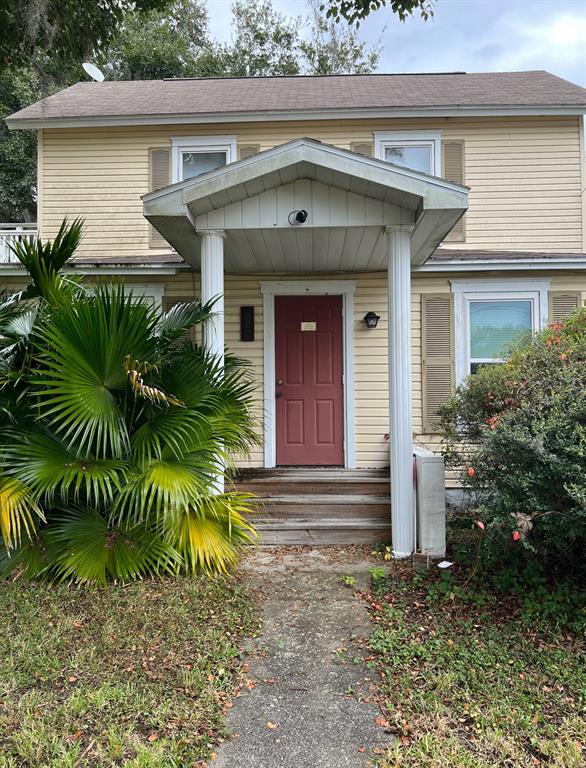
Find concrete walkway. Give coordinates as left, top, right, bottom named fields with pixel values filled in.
left=215, top=546, right=390, bottom=768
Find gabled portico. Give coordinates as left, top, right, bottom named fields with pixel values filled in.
left=143, top=138, right=468, bottom=557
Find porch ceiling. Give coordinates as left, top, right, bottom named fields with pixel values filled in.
left=142, top=137, right=469, bottom=270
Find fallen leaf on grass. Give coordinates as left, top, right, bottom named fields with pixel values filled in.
left=147, top=733, right=158, bottom=742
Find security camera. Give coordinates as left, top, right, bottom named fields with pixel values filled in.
left=288, top=209, right=308, bottom=225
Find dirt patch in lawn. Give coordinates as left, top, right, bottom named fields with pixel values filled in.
left=0, top=576, right=258, bottom=767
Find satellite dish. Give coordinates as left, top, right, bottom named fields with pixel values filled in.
left=82, top=62, right=105, bottom=82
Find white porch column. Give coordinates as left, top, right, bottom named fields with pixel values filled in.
left=386, top=225, right=415, bottom=558
left=200, top=230, right=225, bottom=493
left=200, top=230, right=225, bottom=366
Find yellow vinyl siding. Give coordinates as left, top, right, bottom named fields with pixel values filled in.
left=39, top=116, right=584, bottom=255
left=2, top=269, right=586, bottom=479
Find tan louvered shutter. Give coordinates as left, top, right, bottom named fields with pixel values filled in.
left=442, top=141, right=465, bottom=242
left=350, top=141, right=373, bottom=157
left=238, top=144, right=260, bottom=160
left=422, top=294, right=454, bottom=433
left=149, top=148, right=171, bottom=248
left=549, top=291, right=581, bottom=322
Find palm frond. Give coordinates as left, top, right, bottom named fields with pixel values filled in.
left=0, top=530, right=57, bottom=580
left=164, top=493, right=257, bottom=574
left=50, top=508, right=182, bottom=585
left=130, top=408, right=213, bottom=467
left=0, top=476, right=44, bottom=549
left=160, top=345, right=231, bottom=411
left=30, top=284, right=159, bottom=458
left=12, top=219, right=84, bottom=305
left=113, top=449, right=223, bottom=526
left=3, top=432, right=128, bottom=508
left=157, top=298, right=216, bottom=348
left=124, top=356, right=184, bottom=407
left=0, top=293, right=37, bottom=362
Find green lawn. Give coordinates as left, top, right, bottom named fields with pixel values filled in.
left=0, top=577, right=257, bottom=767
left=366, top=564, right=585, bottom=768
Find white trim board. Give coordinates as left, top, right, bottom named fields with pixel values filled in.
left=260, top=280, right=357, bottom=469
left=8, top=106, right=586, bottom=131
left=451, top=278, right=550, bottom=385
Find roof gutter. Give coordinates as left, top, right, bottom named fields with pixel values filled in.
left=0, top=265, right=181, bottom=276
left=416, top=258, right=586, bottom=272
left=7, top=105, right=586, bottom=130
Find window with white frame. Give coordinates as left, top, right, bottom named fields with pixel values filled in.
left=126, top=283, right=165, bottom=310
left=452, top=280, right=550, bottom=384
left=171, top=136, right=237, bottom=183
left=374, top=131, right=441, bottom=175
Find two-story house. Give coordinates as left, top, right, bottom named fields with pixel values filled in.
left=5, top=70, right=586, bottom=556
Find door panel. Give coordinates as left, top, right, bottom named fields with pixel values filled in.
left=275, top=295, right=344, bottom=466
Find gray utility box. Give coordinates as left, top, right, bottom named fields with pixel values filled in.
left=413, top=445, right=446, bottom=558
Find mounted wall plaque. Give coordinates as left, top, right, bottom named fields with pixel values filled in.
left=240, top=306, right=255, bottom=341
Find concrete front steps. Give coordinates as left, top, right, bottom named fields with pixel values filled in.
left=234, top=468, right=392, bottom=545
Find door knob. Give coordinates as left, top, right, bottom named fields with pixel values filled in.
left=277, top=379, right=284, bottom=385
left=275, top=391, right=283, bottom=398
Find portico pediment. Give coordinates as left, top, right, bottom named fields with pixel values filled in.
left=142, top=137, right=468, bottom=270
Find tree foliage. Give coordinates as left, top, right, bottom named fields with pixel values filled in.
left=0, top=67, right=39, bottom=221
left=321, top=0, right=434, bottom=25
left=0, top=220, right=259, bottom=582
left=2, top=0, right=380, bottom=221
left=0, top=0, right=170, bottom=76
left=102, top=0, right=380, bottom=79
left=101, top=0, right=210, bottom=80
left=440, top=308, right=586, bottom=572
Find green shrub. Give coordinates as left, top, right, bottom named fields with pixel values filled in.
left=0, top=219, right=259, bottom=582
left=440, top=306, right=586, bottom=574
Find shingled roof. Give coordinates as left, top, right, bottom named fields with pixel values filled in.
left=7, top=71, right=586, bottom=127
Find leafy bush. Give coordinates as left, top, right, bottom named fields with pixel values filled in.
left=0, top=219, right=259, bottom=582
left=440, top=306, right=586, bottom=573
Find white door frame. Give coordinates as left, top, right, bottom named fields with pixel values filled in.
left=260, top=280, right=357, bottom=469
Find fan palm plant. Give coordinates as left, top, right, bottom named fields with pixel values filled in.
left=0, top=219, right=259, bottom=583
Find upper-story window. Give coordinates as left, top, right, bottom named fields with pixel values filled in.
left=171, top=136, right=237, bottom=183
left=452, top=280, right=550, bottom=384
left=374, top=131, right=441, bottom=176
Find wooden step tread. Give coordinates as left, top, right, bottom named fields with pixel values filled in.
left=236, top=468, right=388, bottom=477
left=253, top=517, right=389, bottom=530
left=251, top=494, right=390, bottom=505
left=237, top=473, right=388, bottom=482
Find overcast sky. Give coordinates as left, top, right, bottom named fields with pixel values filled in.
left=207, top=0, right=586, bottom=87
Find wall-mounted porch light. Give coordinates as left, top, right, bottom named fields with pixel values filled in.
left=363, top=311, right=380, bottom=329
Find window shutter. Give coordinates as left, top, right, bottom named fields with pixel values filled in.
left=149, top=148, right=171, bottom=249
left=441, top=141, right=465, bottom=243
left=549, top=291, right=581, bottom=322
left=350, top=141, right=373, bottom=157
left=238, top=144, right=260, bottom=160
left=422, top=294, right=454, bottom=433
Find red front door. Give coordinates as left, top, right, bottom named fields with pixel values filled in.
left=275, top=295, right=344, bottom=466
